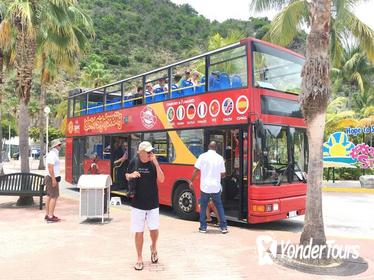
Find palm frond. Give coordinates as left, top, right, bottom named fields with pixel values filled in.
left=250, top=0, right=291, bottom=13
left=67, top=6, right=94, bottom=36
left=351, top=72, right=364, bottom=93
left=362, top=106, right=374, bottom=118
left=327, top=96, right=348, bottom=113
left=343, top=52, right=361, bottom=72
left=8, top=1, right=34, bottom=35
left=330, top=30, right=345, bottom=68
left=0, top=19, right=12, bottom=49
left=263, top=0, right=307, bottom=46
left=345, top=11, right=374, bottom=62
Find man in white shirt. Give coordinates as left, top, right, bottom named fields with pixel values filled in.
left=44, top=139, right=63, bottom=223
left=190, top=141, right=228, bottom=234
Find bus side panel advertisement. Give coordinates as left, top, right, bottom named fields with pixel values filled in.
left=66, top=91, right=250, bottom=137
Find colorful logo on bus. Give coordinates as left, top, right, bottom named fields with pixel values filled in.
left=222, top=98, right=234, bottom=116
left=176, top=105, right=185, bottom=121
left=140, top=106, right=157, bottom=129
left=187, top=104, right=196, bottom=120
left=197, top=102, right=207, bottom=118
left=167, top=107, right=175, bottom=122
left=209, top=99, right=220, bottom=117
left=236, top=95, right=249, bottom=114
left=68, top=121, right=74, bottom=134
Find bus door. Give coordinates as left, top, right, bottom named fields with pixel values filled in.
left=206, top=128, right=248, bottom=220
left=72, top=137, right=85, bottom=184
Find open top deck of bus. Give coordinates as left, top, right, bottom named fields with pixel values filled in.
left=68, top=37, right=304, bottom=119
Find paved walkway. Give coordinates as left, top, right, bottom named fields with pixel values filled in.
left=0, top=159, right=373, bottom=279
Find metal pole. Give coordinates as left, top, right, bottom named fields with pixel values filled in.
left=43, top=106, right=50, bottom=156
left=46, top=114, right=49, bottom=154
left=8, top=123, right=10, bottom=159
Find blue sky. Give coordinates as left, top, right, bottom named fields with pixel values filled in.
left=170, top=0, right=374, bottom=30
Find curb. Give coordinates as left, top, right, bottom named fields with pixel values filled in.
left=322, top=187, right=374, bottom=194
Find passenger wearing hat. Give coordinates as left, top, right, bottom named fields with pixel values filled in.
left=44, top=139, right=63, bottom=223
left=126, top=141, right=164, bottom=271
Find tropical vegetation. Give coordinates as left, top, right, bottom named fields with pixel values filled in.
left=0, top=0, right=372, bottom=211
left=251, top=0, right=374, bottom=260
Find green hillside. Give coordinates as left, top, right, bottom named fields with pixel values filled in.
left=79, top=0, right=278, bottom=81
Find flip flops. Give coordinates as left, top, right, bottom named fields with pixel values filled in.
left=134, top=262, right=143, bottom=271
left=150, top=246, right=158, bottom=263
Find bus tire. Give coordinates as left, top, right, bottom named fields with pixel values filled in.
left=173, top=184, right=199, bottom=221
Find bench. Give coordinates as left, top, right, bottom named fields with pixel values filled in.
left=0, top=173, right=46, bottom=210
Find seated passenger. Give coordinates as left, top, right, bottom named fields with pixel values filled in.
left=189, top=70, right=201, bottom=86
left=190, top=70, right=205, bottom=94
left=171, top=74, right=182, bottom=98
left=134, top=86, right=144, bottom=105
left=153, top=77, right=168, bottom=102
left=145, top=82, right=154, bottom=103
left=181, top=69, right=194, bottom=96
left=182, top=69, right=191, bottom=82
left=153, top=77, right=168, bottom=92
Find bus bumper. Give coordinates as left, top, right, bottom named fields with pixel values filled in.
left=248, top=195, right=306, bottom=224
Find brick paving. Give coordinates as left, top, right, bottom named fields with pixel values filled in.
left=0, top=159, right=373, bottom=279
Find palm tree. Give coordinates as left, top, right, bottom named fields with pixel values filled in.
left=251, top=0, right=374, bottom=64
left=0, top=10, right=4, bottom=175
left=81, top=59, right=111, bottom=88
left=332, top=47, right=374, bottom=112
left=251, top=0, right=332, bottom=249
left=4, top=0, right=93, bottom=205
left=35, top=2, right=93, bottom=169
left=0, top=3, right=12, bottom=174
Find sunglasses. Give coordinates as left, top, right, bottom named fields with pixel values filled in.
left=147, top=151, right=153, bottom=155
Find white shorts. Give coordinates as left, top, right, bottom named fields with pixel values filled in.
left=131, top=207, right=159, bottom=232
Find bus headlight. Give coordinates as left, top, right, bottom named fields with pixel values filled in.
left=273, top=203, right=279, bottom=211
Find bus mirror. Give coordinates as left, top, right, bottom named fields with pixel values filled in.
left=255, top=119, right=265, bottom=138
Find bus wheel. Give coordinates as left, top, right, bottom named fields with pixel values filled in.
left=173, top=184, right=198, bottom=221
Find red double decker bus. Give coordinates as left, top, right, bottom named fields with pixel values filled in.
left=66, top=37, right=308, bottom=223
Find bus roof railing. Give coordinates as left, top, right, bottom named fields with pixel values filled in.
left=69, top=41, right=241, bottom=99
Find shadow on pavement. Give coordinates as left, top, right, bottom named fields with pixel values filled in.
left=68, top=188, right=304, bottom=233
left=79, top=217, right=113, bottom=225
left=0, top=201, right=40, bottom=209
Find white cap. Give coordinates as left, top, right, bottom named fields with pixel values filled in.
left=138, top=141, right=154, bottom=152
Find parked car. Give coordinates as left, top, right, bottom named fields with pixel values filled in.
left=31, top=148, right=41, bottom=159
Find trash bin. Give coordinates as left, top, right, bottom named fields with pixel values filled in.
left=78, top=174, right=112, bottom=223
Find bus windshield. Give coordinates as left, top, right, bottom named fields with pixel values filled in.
left=252, top=41, right=304, bottom=94
left=252, top=124, right=308, bottom=185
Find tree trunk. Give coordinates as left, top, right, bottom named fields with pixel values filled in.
left=38, top=55, right=46, bottom=170
left=17, top=98, right=34, bottom=206
left=18, top=99, right=30, bottom=172
left=299, top=0, right=331, bottom=247
left=14, top=13, right=36, bottom=206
